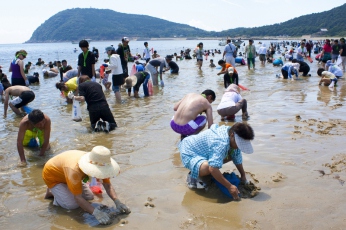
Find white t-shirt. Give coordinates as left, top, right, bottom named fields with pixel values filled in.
left=108, top=54, right=123, bottom=75
left=217, top=92, right=242, bottom=110
left=224, top=43, right=236, bottom=57
left=195, top=48, right=204, bottom=59
left=258, top=46, right=267, bottom=55
left=143, top=47, right=151, bottom=59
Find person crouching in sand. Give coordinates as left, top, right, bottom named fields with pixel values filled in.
left=43, top=146, right=130, bottom=225
left=217, top=84, right=249, bottom=121
left=17, top=109, right=51, bottom=166
left=170, top=90, right=216, bottom=140
left=179, top=123, right=254, bottom=199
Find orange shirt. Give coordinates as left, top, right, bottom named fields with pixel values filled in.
left=42, top=150, right=110, bottom=195
left=221, top=63, right=238, bottom=74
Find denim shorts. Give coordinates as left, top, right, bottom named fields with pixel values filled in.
left=112, top=85, right=120, bottom=92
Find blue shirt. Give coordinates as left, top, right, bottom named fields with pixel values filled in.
left=282, top=63, right=298, bottom=78
left=179, top=124, right=242, bottom=178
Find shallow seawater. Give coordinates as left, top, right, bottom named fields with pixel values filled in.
left=1, top=40, right=346, bottom=229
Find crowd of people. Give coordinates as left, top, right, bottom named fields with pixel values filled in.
left=0, top=35, right=345, bottom=226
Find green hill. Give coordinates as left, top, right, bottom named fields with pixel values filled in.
left=27, top=8, right=215, bottom=43
left=27, top=4, right=346, bottom=43
left=219, top=3, right=346, bottom=37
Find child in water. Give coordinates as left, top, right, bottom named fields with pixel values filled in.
left=102, top=68, right=112, bottom=90
left=209, top=59, right=216, bottom=67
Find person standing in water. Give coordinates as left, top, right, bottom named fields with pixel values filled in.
left=143, top=42, right=151, bottom=64
left=9, top=50, right=29, bottom=86
left=223, top=38, right=237, bottom=67
left=245, top=39, right=256, bottom=70
left=116, top=37, right=133, bottom=78
left=103, top=46, right=123, bottom=102
left=77, top=40, right=96, bottom=81
left=17, top=109, right=51, bottom=166
left=195, top=42, right=204, bottom=70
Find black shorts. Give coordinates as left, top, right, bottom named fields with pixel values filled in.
left=145, top=58, right=151, bottom=63
left=12, top=91, right=35, bottom=108
left=112, top=74, right=125, bottom=86
left=197, top=59, right=203, bottom=62
left=11, top=78, right=25, bottom=86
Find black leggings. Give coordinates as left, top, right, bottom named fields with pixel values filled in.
left=281, top=69, right=289, bottom=79
left=300, top=65, right=310, bottom=76
left=89, top=105, right=117, bottom=130
left=223, top=72, right=239, bottom=88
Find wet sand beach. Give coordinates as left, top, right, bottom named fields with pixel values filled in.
left=0, top=40, right=345, bottom=229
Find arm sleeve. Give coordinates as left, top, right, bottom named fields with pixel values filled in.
left=78, top=84, right=85, bottom=97
left=77, top=54, right=83, bottom=67
left=108, top=55, right=118, bottom=70
left=159, top=62, right=165, bottom=75
left=231, top=149, right=243, bottom=165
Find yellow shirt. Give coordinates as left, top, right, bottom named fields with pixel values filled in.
left=42, top=150, right=110, bottom=195
left=63, top=77, right=78, bottom=96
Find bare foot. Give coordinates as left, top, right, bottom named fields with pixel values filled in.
left=18, top=161, right=27, bottom=167
left=44, top=188, right=54, bottom=199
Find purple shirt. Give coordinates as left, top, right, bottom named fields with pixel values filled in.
left=11, top=59, right=23, bottom=79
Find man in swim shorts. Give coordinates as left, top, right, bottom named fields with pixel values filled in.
left=3, top=85, right=35, bottom=117
left=171, top=89, right=216, bottom=140
left=17, top=109, right=51, bottom=166
left=179, top=123, right=254, bottom=199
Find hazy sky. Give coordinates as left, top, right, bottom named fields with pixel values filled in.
left=1, top=0, right=345, bottom=44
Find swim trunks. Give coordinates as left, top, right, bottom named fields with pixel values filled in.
left=170, top=115, right=206, bottom=136
left=10, top=91, right=35, bottom=108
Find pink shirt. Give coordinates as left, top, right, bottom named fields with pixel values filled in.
left=323, top=44, right=332, bottom=53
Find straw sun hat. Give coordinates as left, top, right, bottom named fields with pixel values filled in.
left=78, top=146, right=120, bottom=179
left=123, top=75, right=137, bottom=89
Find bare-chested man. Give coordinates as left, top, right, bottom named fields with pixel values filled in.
left=3, top=85, right=35, bottom=117
left=171, top=90, right=216, bottom=139
left=17, top=109, right=51, bottom=166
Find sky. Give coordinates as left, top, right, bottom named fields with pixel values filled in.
left=1, top=0, right=345, bottom=44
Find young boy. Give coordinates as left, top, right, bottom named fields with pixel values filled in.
left=217, top=60, right=238, bottom=88
left=317, top=68, right=337, bottom=89
left=209, top=59, right=216, bottom=67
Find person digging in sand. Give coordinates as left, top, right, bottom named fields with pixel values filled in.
left=179, top=122, right=254, bottom=200
left=43, top=146, right=130, bottom=225
left=217, top=84, right=249, bottom=121
left=171, top=90, right=216, bottom=140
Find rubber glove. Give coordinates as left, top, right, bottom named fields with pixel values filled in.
left=25, top=79, right=29, bottom=86
left=160, top=80, right=164, bottom=87
left=67, top=91, right=74, bottom=99
left=114, top=199, right=131, bottom=214
left=91, top=76, right=96, bottom=82
left=102, top=64, right=108, bottom=67
left=92, top=208, right=112, bottom=225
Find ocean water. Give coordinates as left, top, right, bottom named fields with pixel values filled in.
left=0, top=40, right=345, bottom=229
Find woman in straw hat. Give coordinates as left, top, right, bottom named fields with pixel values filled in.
left=42, top=146, right=130, bottom=225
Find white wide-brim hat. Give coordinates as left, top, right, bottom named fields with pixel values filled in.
left=78, top=146, right=120, bottom=179
left=234, top=133, right=253, bottom=154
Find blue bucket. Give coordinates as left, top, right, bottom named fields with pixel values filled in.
left=213, top=172, right=240, bottom=198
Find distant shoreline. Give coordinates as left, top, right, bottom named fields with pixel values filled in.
left=25, top=36, right=343, bottom=44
